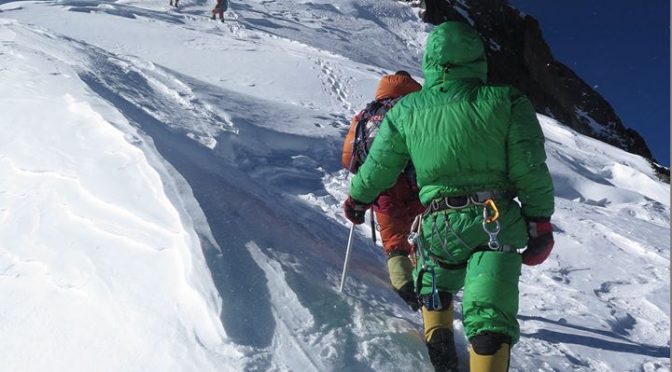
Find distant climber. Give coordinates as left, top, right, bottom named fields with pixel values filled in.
left=169, top=0, right=179, bottom=7
left=342, top=71, right=425, bottom=311
left=211, top=0, right=229, bottom=22
left=343, top=22, right=555, bottom=372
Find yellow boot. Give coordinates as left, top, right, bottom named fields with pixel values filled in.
left=386, top=255, right=413, bottom=289
left=469, top=343, right=510, bottom=372
left=422, top=304, right=453, bottom=341
left=387, top=255, right=419, bottom=310
left=422, top=300, right=458, bottom=371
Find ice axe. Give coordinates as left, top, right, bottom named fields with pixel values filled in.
left=338, top=223, right=356, bottom=292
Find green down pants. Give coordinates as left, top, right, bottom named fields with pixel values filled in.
left=413, top=206, right=525, bottom=344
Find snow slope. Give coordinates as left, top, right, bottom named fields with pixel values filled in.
left=0, top=0, right=668, bottom=371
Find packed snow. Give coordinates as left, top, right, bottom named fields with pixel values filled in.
left=0, top=1, right=668, bottom=371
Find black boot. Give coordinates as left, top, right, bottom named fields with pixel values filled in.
left=427, top=328, right=459, bottom=372
left=395, top=281, right=420, bottom=311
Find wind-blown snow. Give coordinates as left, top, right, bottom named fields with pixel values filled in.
left=0, top=1, right=668, bottom=371
left=0, top=19, right=239, bottom=371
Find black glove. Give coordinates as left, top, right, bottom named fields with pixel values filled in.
left=396, top=282, right=420, bottom=311
left=522, top=217, right=554, bottom=266
left=343, top=195, right=370, bottom=225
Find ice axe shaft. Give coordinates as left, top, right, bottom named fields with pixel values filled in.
left=339, top=224, right=356, bottom=292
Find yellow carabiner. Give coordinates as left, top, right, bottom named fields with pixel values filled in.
left=484, top=199, right=499, bottom=223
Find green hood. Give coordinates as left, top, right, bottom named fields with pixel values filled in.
left=422, top=22, right=487, bottom=88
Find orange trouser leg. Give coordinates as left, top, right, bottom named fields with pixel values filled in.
left=375, top=211, right=414, bottom=256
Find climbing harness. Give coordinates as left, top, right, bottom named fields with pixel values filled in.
left=423, top=191, right=509, bottom=216
left=426, top=266, right=442, bottom=310
left=409, top=215, right=442, bottom=311
left=407, top=191, right=513, bottom=308
left=409, top=211, right=450, bottom=311
left=423, top=191, right=509, bottom=253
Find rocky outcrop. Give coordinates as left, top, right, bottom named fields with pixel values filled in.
left=409, top=0, right=666, bottom=178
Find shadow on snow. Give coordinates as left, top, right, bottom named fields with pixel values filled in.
left=518, top=314, right=669, bottom=358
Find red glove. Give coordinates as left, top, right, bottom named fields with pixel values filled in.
left=343, top=196, right=370, bottom=225
left=522, top=217, right=554, bottom=266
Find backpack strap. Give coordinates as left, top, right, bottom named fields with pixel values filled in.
left=351, top=97, right=403, bottom=170
left=352, top=100, right=383, bottom=168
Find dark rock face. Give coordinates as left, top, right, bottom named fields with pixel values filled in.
left=414, top=0, right=659, bottom=167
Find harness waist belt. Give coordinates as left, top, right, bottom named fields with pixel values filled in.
left=424, top=191, right=513, bottom=216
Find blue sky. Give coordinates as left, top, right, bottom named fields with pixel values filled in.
left=509, top=1, right=670, bottom=165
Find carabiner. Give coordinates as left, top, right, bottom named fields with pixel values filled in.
left=483, top=199, right=500, bottom=223
left=482, top=202, right=502, bottom=250
left=482, top=220, right=501, bottom=250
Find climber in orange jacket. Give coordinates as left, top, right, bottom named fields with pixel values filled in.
left=341, top=71, right=425, bottom=310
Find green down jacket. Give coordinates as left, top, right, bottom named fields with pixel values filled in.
left=350, top=22, right=554, bottom=254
